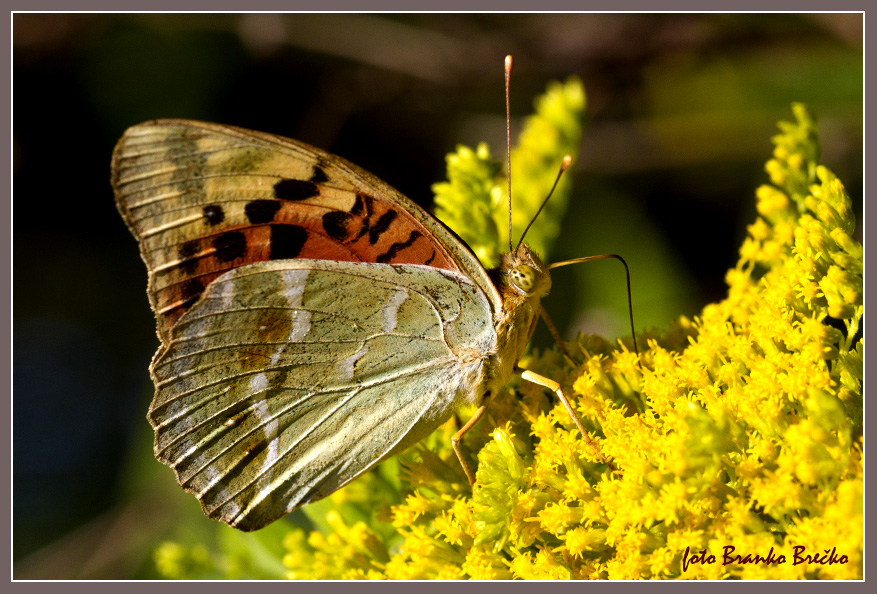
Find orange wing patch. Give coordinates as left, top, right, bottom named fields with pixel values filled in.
left=112, top=121, right=459, bottom=338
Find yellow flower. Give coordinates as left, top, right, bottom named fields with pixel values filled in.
left=509, top=547, right=573, bottom=580
left=154, top=99, right=861, bottom=581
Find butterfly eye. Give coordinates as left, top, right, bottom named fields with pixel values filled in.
left=509, top=265, right=537, bottom=293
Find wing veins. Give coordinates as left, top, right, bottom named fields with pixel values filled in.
left=152, top=348, right=457, bottom=429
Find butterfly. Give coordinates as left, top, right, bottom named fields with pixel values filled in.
left=112, top=58, right=622, bottom=532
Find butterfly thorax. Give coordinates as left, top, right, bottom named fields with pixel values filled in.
left=485, top=243, right=551, bottom=395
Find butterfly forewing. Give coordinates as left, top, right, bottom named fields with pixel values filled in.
left=149, top=259, right=496, bottom=530
left=112, top=120, right=498, bottom=339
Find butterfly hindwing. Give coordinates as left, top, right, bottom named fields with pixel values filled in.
left=148, top=258, right=497, bottom=531
left=111, top=119, right=498, bottom=340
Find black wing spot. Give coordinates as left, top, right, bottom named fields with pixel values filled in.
left=177, top=240, right=201, bottom=274
left=178, top=277, right=206, bottom=308
left=369, top=210, right=397, bottom=245
left=352, top=194, right=373, bottom=241
left=377, top=230, right=422, bottom=263
left=270, top=224, right=307, bottom=260
left=310, top=165, right=329, bottom=184
left=245, top=199, right=281, bottom=224
left=351, top=193, right=369, bottom=216
left=322, top=211, right=352, bottom=241
left=274, top=179, right=319, bottom=201
left=202, top=204, right=225, bottom=226
left=212, top=231, right=247, bottom=262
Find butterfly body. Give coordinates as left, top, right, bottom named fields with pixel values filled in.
left=113, top=119, right=554, bottom=530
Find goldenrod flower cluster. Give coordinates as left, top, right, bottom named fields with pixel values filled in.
left=275, top=102, right=861, bottom=580
left=153, top=85, right=861, bottom=580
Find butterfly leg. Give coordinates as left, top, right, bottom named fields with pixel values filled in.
left=518, top=368, right=617, bottom=472
left=452, top=392, right=492, bottom=486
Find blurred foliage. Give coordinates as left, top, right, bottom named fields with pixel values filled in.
left=12, top=13, right=862, bottom=579
left=434, top=75, right=584, bottom=267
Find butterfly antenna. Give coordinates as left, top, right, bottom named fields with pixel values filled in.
left=514, top=155, right=573, bottom=258
left=505, top=55, right=514, bottom=253
left=549, top=253, right=641, bottom=361
left=539, top=307, right=577, bottom=366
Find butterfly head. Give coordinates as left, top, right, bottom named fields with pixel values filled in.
left=500, top=243, right=551, bottom=301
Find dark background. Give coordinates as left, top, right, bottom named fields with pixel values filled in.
left=12, top=13, right=862, bottom=578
